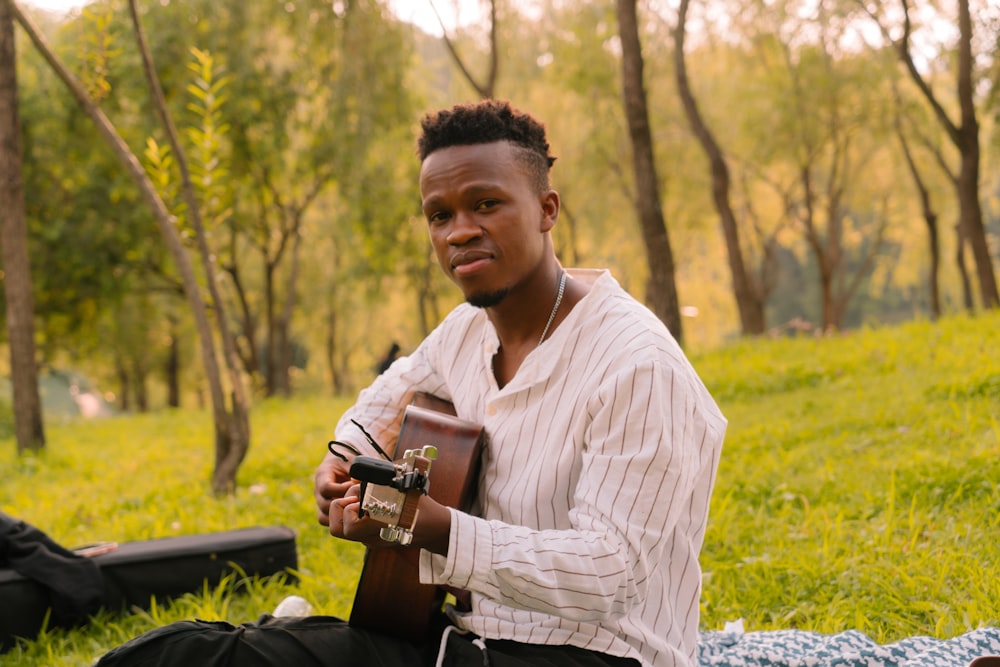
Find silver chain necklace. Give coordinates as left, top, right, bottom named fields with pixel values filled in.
left=538, top=271, right=567, bottom=346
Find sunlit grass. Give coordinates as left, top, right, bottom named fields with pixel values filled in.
left=696, top=312, right=1000, bottom=643
left=1, top=310, right=998, bottom=665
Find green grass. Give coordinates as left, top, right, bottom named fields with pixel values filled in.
left=695, top=312, right=1000, bottom=642
left=2, top=311, right=999, bottom=665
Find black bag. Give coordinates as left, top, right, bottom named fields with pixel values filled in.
left=0, top=523, right=298, bottom=652
left=93, top=525, right=299, bottom=611
left=0, top=512, right=105, bottom=651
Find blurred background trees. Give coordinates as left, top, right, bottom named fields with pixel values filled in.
left=1, top=0, right=998, bottom=485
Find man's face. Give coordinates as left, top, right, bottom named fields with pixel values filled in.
left=419, top=141, right=557, bottom=307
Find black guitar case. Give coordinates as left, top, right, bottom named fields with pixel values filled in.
left=0, top=520, right=298, bottom=652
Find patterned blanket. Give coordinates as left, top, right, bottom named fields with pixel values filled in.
left=698, top=621, right=1000, bottom=666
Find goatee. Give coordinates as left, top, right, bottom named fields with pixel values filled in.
left=467, top=288, right=509, bottom=309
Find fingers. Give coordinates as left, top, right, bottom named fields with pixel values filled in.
left=316, top=480, right=354, bottom=526
left=314, top=454, right=354, bottom=526
left=328, top=485, right=362, bottom=538
left=328, top=485, right=389, bottom=546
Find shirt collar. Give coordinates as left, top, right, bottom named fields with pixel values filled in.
left=481, top=269, right=615, bottom=395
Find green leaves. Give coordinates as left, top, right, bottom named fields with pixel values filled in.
left=79, top=2, right=120, bottom=103
left=183, top=48, right=232, bottom=229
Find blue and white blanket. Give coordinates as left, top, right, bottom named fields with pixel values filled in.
left=698, top=621, right=1000, bottom=666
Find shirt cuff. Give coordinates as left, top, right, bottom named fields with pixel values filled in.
left=419, top=507, right=493, bottom=588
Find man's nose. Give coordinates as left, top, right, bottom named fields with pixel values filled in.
left=447, top=210, right=482, bottom=245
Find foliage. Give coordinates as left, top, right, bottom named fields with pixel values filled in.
left=1, top=312, right=998, bottom=664
left=7, top=0, right=995, bottom=599
left=78, top=3, right=118, bottom=103
left=183, top=48, right=231, bottom=231
left=16, top=27, right=157, bottom=366
left=9, top=0, right=1000, bottom=396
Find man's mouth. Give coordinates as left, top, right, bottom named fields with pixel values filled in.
left=451, top=250, right=493, bottom=276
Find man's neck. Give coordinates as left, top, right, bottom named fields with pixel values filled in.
left=488, top=270, right=589, bottom=387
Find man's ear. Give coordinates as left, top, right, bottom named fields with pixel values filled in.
left=539, top=189, right=560, bottom=233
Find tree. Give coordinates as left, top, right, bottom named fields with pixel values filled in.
left=736, top=0, right=898, bottom=330
left=9, top=0, right=247, bottom=494
left=787, top=47, right=892, bottom=330
left=127, top=0, right=250, bottom=493
left=860, top=0, right=999, bottom=310
left=674, top=0, right=766, bottom=335
left=0, top=0, right=44, bottom=453
left=615, top=0, right=683, bottom=341
left=163, top=0, right=419, bottom=398
left=14, top=5, right=165, bottom=380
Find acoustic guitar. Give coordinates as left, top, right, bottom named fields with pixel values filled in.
left=348, top=395, right=485, bottom=643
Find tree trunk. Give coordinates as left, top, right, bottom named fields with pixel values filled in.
left=223, top=228, right=260, bottom=380
left=265, top=263, right=277, bottom=396
left=166, top=316, right=180, bottom=408
left=819, top=269, right=836, bottom=332
left=115, top=356, right=130, bottom=411
left=954, top=0, right=998, bottom=309
left=956, top=222, right=974, bottom=312
left=430, top=0, right=497, bottom=99
left=893, top=106, right=941, bottom=319
left=0, top=0, right=44, bottom=453
left=615, top=0, right=683, bottom=342
left=557, top=201, right=581, bottom=267
left=798, top=165, right=836, bottom=330
left=325, top=305, right=342, bottom=395
left=674, top=0, right=765, bottom=335
left=956, top=129, right=996, bottom=308
left=275, top=227, right=302, bottom=397
left=925, top=213, right=941, bottom=319
left=133, top=358, right=148, bottom=412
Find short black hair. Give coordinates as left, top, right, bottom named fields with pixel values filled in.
left=417, top=99, right=556, bottom=191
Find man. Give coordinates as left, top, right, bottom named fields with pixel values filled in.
left=96, top=100, right=725, bottom=667
left=315, top=100, right=726, bottom=667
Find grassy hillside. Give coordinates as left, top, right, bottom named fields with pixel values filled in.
left=694, top=312, right=1000, bottom=641
left=1, top=311, right=997, bottom=665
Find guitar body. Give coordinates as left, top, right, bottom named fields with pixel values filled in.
left=348, top=397, right=484, bottom=643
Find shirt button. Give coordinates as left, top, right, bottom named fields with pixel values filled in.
left=486, top=404, right=497, bottom=416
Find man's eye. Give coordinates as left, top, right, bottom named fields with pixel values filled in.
left=476, top=199, right=499, bottom=211
left=427, top=211, right=450, bottom=224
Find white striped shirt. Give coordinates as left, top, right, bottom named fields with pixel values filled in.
left=335, top=269, right=726, bottom=667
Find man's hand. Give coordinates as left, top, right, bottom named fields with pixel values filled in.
left=314, top=453, right=354, bottom=527
left=327, top=484, right=392, bottom=547
left=315, top=455, right=387, bottom=547
left=316, top=451, right=453, bottom=555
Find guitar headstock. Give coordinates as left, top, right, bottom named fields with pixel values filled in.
left=350, top=445, right=438, bottom=545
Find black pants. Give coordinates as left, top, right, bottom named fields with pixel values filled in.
left=94, top=615, right=642, bottom=667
